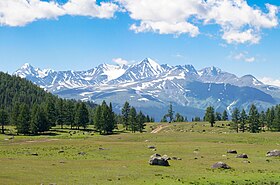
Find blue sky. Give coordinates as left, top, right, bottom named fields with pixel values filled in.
left=0, top=0, right=279, bottom=85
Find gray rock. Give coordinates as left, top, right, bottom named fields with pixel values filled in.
left=266, top=150, right=280, bottom=157
left=227, top=150, right=237, bottom=154
left=236, top=154, right=248, bottom=158
left=149, top=154, right=169, bottom=166
left=162, top=155, right=171, bottom=160
left=212, top=162, right=231, bottom=169
left=78, top=152, right=86, bottom=156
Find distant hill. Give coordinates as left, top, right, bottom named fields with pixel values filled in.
left=0, top=72, right=57, bottom=112
left=14, top=58, right=280, bottom=120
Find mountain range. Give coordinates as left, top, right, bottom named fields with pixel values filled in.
left=14, top=58, right=280, bottom=120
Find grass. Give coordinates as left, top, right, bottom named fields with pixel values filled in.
left=1, top=122, right=280, bottom=184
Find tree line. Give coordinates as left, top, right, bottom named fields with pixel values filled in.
left=204, top=104, right=280, bottom=133
left=0, top=72, right=153, bottom=135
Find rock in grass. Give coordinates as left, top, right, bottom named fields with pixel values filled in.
left=227, top=150, right=237, bottom=154
left=211, top=162, right=231, bottom=169
left=236, top=154, right=248, bottom=158
left=148, top=146, right=156, bottom=149
left=149, top=154, right=169, bottom=166
left=31, top=153, right=38, bottom=156
left=78, top=152, right=86, bottom=156
left=266, top=150, right=280, bottom=157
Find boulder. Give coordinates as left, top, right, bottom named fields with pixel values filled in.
left=212, top=162, right=231, bottom=169
left=227, top=150, right=237, bottom=154
left=236, top=154, right=248, bottom=158
left=148, top=146, right=156, bottom=149
left=149, top=154, right=169, bottom=166
left=266, top=150, right=280, bottom=157
left=162, top=155, right=171, bottom=160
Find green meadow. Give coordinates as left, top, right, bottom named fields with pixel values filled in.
left=1, top=122, right=280, bottom=185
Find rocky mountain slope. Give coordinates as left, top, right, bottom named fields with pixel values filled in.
left=14, top=58, right=280, bottom=120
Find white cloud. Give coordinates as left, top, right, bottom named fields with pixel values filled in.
left=260, top=77, right=280, bottom=87
left=232, top=51, right=256, bottom=63
left=0, top=0, right=64, bottom=26
left=0, top=0, right=119, bottom=26
left=118, top=0, right=279, bottom=44
left=63, top=0, right=119, bottom=18
left=112, top=58, right=129, bottom=65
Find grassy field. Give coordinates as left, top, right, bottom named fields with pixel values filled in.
left=1, top=122, right=280, bottom=185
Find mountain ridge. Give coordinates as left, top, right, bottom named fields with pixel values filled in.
left=14, top=58, right=280, bottom=120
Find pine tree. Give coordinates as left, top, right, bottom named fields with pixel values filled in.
left=121, top=101, right=130, bottom=130
left=137, top=111, right=146, bottom=133
left=93, top=105, right=102, bottom=133
left=46, top=98, right=57, bottom=127
left=17, top=104, right=30, bottom=135
left=205, top=106, right=215, bottom=127
left=0, top=108, right=9, bottom=134
left=75, top=102, right=89, bottom=130
left=167, top=103, right=174, bottom=123
left=273, top=106, right=280, bottom=131
left=10, top=102, right=20, bottom=126
left=266, top=107, right=274, bottom=130
left=129, top=107, right=137, bottom=133
left=57, top=99, right=66, bottom=129
left=248, top=104, right=260, bottom=133
left=240, top=109, right=247, bottom=132
left=175, top=113, right=184, bottom=122
left=215, top=112, right=222, bottom=121
left=161, top=115, right=167, bottom=122
left=231, top=108, right=240, bottom=133
left=259, top=111, right=266, bottom=131
left=65, top=100, right=75, bottom=129
left=30, top=105, right=50, bottom=134
left=222, top=110, right=228, bottom=121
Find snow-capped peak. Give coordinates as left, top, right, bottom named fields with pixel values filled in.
left=198, top=66, right=222, bottom=76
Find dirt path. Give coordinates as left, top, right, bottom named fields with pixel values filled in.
left=151, top=125, right=170, bottom=133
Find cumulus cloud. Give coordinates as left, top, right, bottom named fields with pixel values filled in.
left=0, top=0, right=64, bottom=26
left=260, top=77, right=280, bottom=87
left=63, top=0, right=119, bottom=18
left=232, top=51, right=256, bottom=63
left=112, top=58, right=129, bottom=65
left=0, top=0, right=119, bottom=26
left=118, top=0, right=279, bottom=44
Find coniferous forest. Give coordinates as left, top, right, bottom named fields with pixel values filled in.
left=0, top=72, right=153, bottom=135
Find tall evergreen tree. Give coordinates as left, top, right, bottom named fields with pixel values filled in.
left=30, top=105, right=50, bottom=134
left=273, top=106, right=280, bottom=131
left=137, top=111, right=146, bottom=133
left=167, top=103, right=174, bottom=123
left=10, top=102, right=20, bottom=126
left=205, top=106, right=215, bottom=127
left=75, top=102, right=89, bottom=130
left=215, top=112, right=222, bottom=121
left=17, top=104, right=30, bottom=135
left=129, top=107, right=137, bottom=133
left=65, top=100, right=75, bottom=129
left=240, top=109, right=247, bottom=132
left=231, top=108, right=240, bottom=133
left=93, top=105, right=102, bottom=133
left=248, top=104, right=260, bottom=133
left=222, top=110, right=228, bottom=121
left=46, top=98, right=57, bottom=127
left=121, top=101, right=130, bottom=130
left=0, top=108, right=9, bottom=134
left=57, top=99, right=66, bottom=129
left=259, top=111, right=266, bottom=131
left=266, top=107, right=274, bottom=130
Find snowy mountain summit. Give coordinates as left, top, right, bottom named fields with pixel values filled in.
left=14, top=58, right=280, bottom=120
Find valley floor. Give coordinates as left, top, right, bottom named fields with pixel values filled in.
left=0, top=122, right=280, bottom=185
